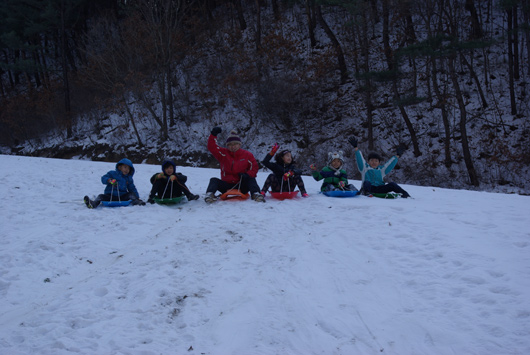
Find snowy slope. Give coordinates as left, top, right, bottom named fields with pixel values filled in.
left=1, top=155, right=529, bottom=355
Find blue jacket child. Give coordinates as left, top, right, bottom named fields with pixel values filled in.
left=349, top=137, right=410, bottom=198
left=84, top=158, right=146, bottom=208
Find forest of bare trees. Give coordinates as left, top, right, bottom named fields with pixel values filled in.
left=1, top=0, right=529, bottom=192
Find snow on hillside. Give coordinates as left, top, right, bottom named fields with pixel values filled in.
left=0, top=155, right=529, bottom=355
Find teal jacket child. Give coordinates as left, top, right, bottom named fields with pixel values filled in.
left=354, top=150, right=398, bottom=187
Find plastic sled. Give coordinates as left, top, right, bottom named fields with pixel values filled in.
left=220, top=189, right=249, bottom=201
left=323, top=190, right=359, bottom=198
left=370, top=192, right=401, bottom=199
left=154, top=196, right=185, bottom=205
left=102, top=200, right=132, bottom=207
left=270, top=191, right=299, bottom=200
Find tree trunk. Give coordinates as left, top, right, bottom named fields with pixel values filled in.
left=382, top=0, right=392, bottom=68
left=60, top=0, right=72, bottom=138
left=459, top=52, right=488, bottom=108
left=158, top=75, right=169, bottom=140
left=523, top=0, right=530, bottom=75
left=315, top=5, right=348, bottom=84
left=465, top=0, right=484, bottom=39
left=360, top=11, right=373, bottom=149
left=233, top=0, right=247, bottom=31
left=255, top=0, right=261, bottom=51
left=271, top=0, right=279, bottom=21
left=506, top=6, right=517, bottom=115
left=167, top=66, right=175, bottom=127
left=124, top=98, right=144, bottom=147
left=304, top=0, right=316, bottom=47
left=513, top=5, right=519, bottom=80
left=448, top=57, right=480, bottom=187
left=431, top=57, right=452, bottom=168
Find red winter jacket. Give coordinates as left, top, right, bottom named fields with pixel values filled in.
left=208, top=134, right=258, bottom=184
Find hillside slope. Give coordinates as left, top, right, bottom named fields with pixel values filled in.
left=1, top=155, right=529, bottom=354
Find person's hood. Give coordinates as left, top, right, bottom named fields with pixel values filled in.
left=161, top=159, right=177, bottom=173
left=116, top=158, right=135, bottom=176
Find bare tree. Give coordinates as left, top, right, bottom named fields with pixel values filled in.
left=448, top=56, right=480, bottom=187
left=315, top=5, right=348, bottom=84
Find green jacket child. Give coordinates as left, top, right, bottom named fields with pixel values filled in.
left=310, top=151, right=358, bottom=192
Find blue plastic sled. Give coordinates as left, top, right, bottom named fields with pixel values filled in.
left=323, top=190, right=359, bottom=198
left=101, top=200, right=132, bottom=207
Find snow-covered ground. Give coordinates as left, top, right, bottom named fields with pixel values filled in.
left=0, top=154, right=529, bottom=355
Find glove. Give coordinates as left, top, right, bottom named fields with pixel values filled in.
left=309, top=164, right=317, bottom=171
left=270, top=143, right=280, bottom=156
left=211, top=126, right=222, bottom=136
left=339, top=181, right=346, bottom=188
left=108, top=179, right=117, bottom=185
left=396, top=143, right=407, bottom=156
left=169, top=175, right=177, bottom=181
left=283, top=171, right=293, bottom=181
left=156, top=173, right=165, bottom=179
left=348, top=136, right=358, bottom=148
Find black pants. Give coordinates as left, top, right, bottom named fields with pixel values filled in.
left=206, top=175, right=260, bottom=195
left=149, top=178, right=193, bottom=200
left=93, top=192, right=143, bottom=207
left=261, top=174, right=307, bottom=194
left=362, top=181, right=410, bottom=198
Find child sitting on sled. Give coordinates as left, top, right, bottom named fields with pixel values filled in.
left=260, top=143, right=309, bottom=197
left=147, top=159, right=199, bottom=203
left=204, top=127, right=264, bottom=203
left=84, top=158, right=146, bottom=208
left=310, top=151, right=358, bottom=192
left=349, top=136, right=411, bottom=198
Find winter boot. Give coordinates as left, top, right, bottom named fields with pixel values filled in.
left=186, top=193, right=200, bottom=201
left=204, top=192, right=217, bottom=204
left=84, top=196, right=95, bottom=209
left=252, top=193, right=265, bottom=202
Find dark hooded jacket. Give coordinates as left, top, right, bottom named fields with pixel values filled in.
left=262, top=152, right=302, bottom=179
left=149, top=159, right=187, bottom=185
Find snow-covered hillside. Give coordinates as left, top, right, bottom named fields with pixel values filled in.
left=1, top=155, right=529, bottom=354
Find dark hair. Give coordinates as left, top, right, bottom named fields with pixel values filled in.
left=275, top=150, right=294, bottom=165
left=367, top=152, right=382, bottom=161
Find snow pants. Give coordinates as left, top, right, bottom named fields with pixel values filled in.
left=206, top=175, right=260, bottom=195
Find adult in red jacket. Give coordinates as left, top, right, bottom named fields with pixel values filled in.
left=205, top=127, right=264, bottom=203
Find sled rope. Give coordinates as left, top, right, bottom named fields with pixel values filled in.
left=161, top=176, right=174, bottom=200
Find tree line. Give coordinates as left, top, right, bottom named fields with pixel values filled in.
left=1, top=0, right=529, bottom=190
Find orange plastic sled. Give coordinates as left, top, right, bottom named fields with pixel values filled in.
left=219, top=189, right=250, bottom=200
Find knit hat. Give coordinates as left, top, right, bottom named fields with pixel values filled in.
left=226, top=130, right=242, bottom=144
left=367, top=152, right=382, bottom=161
left=328, top=151, right=344, bottom=166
